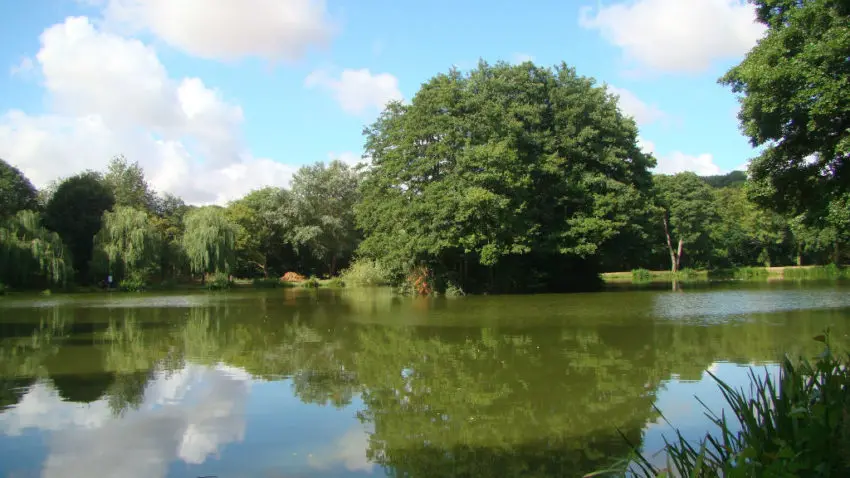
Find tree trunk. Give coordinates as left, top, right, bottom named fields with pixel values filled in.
left=676, top=238, right=684, bottom=272
left=797, top=244, right=803, bottom=266
left=662, top=214, right=679, bottom=273
left=330, top=255, right=338, bottom=276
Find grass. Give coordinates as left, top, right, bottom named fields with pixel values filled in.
left=591, top=333, right=850, bottom=477
left=602, top=269, right=709, bottom=284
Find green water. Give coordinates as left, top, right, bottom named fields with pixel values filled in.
left=1, top=281, right=849, bottom=477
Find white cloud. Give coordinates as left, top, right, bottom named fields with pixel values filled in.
left=100, top=0, right=334, bottom=62
left=639, top=137, right=722, bottom=175
left=607, top=85, right=665, bottom=126
left=511, top=52, right=535, bottom=64
left=579, top=0, right=766, bottom=73
left=306, top=68, right=403, bottom=115
left=0, top=16, right=296, bottom=205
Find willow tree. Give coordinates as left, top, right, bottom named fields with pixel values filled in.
left=182, top=206, right=236, bottom=279
left=0, top=210, right=70, bottom=288
left=93, top=206, right=161, bottom=284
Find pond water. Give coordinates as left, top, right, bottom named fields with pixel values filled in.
left=1, top=281, right=849, bottom=478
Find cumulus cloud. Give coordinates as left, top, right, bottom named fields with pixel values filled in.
left=580, top=0, right=765, bottom=73
left=607, top=85, right=666, bottom=126
left=0, top=16, right=296, bottom=205
left=100, top=0, right=334, bottom=62
left=306, top=68, right=403, bottom=115
left=639, top=137, right=722, bottom=175
left=328, top=151, right=367, bottom=167
left=308, top=425, right=374, bottom=473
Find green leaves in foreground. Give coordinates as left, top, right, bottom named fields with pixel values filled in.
left=599, top=333, right=850, bottom=477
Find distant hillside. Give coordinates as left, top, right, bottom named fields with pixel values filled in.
left=701, top=170, right=747, bottom=188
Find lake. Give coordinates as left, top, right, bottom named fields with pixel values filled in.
left=1, top=281, right=849, bottom=477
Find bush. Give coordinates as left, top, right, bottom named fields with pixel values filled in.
left=618, top=333, right=850, bottom=477
left=326, top=277, right=346, bottom=288
left=206, top=272, right=232, bottom=291
left=340, top=259, right=393, bottom=287
left=119, top=276, right=146, bottom=292
left=631, top=268, right=652, bottom=283
left=252, top=278, right=281, bottom=288
left=443, top=280, right=465, bottom=297
left=300, top=276, right=320, bottom=289
left=732, top=266, right=769, bottom=280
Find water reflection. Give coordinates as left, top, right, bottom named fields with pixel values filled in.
left=0, top=285, right=848, bottom=477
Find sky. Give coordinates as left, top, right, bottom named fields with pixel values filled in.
left=0, top=0, right=766, bottom=205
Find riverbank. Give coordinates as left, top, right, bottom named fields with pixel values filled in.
left=601, top=265, right=849, bottom=284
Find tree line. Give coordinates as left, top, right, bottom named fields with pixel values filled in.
left=1, top=0, right=846, bottom=293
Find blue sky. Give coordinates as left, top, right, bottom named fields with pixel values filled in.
left=0, top=0, right=765, bottom=204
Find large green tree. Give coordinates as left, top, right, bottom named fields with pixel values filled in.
left=0, top=159, right=38, bottom=218
left=226, top=187, right=291, bottom=278
left=654, top=173, right=718, bottom=272
left=182, top=206, right=237, bottom=278
left=44, top=172, right=115, bottom=282
left=151, top=193, right=191, bottom=280
left=720, top=0, right=850, bottom=215
left=93, top=206, right=161, bottom=284
left=356, top=61, right=654, bottom=292
left=103, top=155, right=155, bottom=211
left=289, top=160, right=360, bottom=276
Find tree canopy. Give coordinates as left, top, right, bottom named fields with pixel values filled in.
left=44, top=172, right=115, bottom=283
left=94, top=206, right=161, bottom=284
left=182, top=206, right=237, bottom=276
left=103, top=155, right=155, bottom=211
left=0, top=158, right=38, bottom=219
left=720, top=0, right=850, bottom=216
left=356, top=61, right=654, bottom=292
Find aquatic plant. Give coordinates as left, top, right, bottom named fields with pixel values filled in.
left=594, top=333, right=850, bottom=477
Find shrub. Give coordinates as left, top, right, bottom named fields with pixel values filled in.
left=300, top=276, right=320, bottom=289
left=405, top=265, right=433, bottom=296
left=326, top=277, right=345, bottom=288
left=443, top=280, right=465, bottom=297
left=733, top=266, right=769, bottom=280
left=252, top=278, right=281, bottom=288
left=631, top=268, right=652, bottom=283
left=119, top=276, right=146, bottom=292
left=206, top=272, right=232, bottom=291
left=340, top=259, right=393, bottom=287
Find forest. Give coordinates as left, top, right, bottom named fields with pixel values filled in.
left=1, top=0, right=848, bottom=295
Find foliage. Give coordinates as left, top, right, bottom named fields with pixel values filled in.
left=326, top=277, right=345, bottom=288
left=340, top=258, right=394, bottom=287
left=357, top=61, right=654, bottom=293
left=784, top=264, right=849, bottom=280
left=205, top=272, right=231, bottom=290
left=701, top=170, right=747, bottom=189
left=182, top=206, right=237, bottom=276
left=0, top=282, right=6, bottom=295
left=0, top=210, right=71, bottom=288
left=631, top=268, right=652, bottom=283
left=150, top=193, right=190, bottom=281
left=251, top=277, right=281, bottom=288
left=720, top=0, right=850, bottom=217
left=732, top=266, right=770, bottom=280
left=0, top=158, right=38, bottom=219
left=624, top=335, right=850, bottom=478
left=94, top=206, right=161, bottom=285
left=103, top=155, right=155, bottom=211
left=654, top=173, right=719, bottom=271
left=118, top=275, right=146, bottom=292
left=288, top=161, right=361, bottom=276
left=300, top=276, right=320, bottom=288
left=227, top=187, right=291, bottom=278
left=44, top=171, right=115, bottom=282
